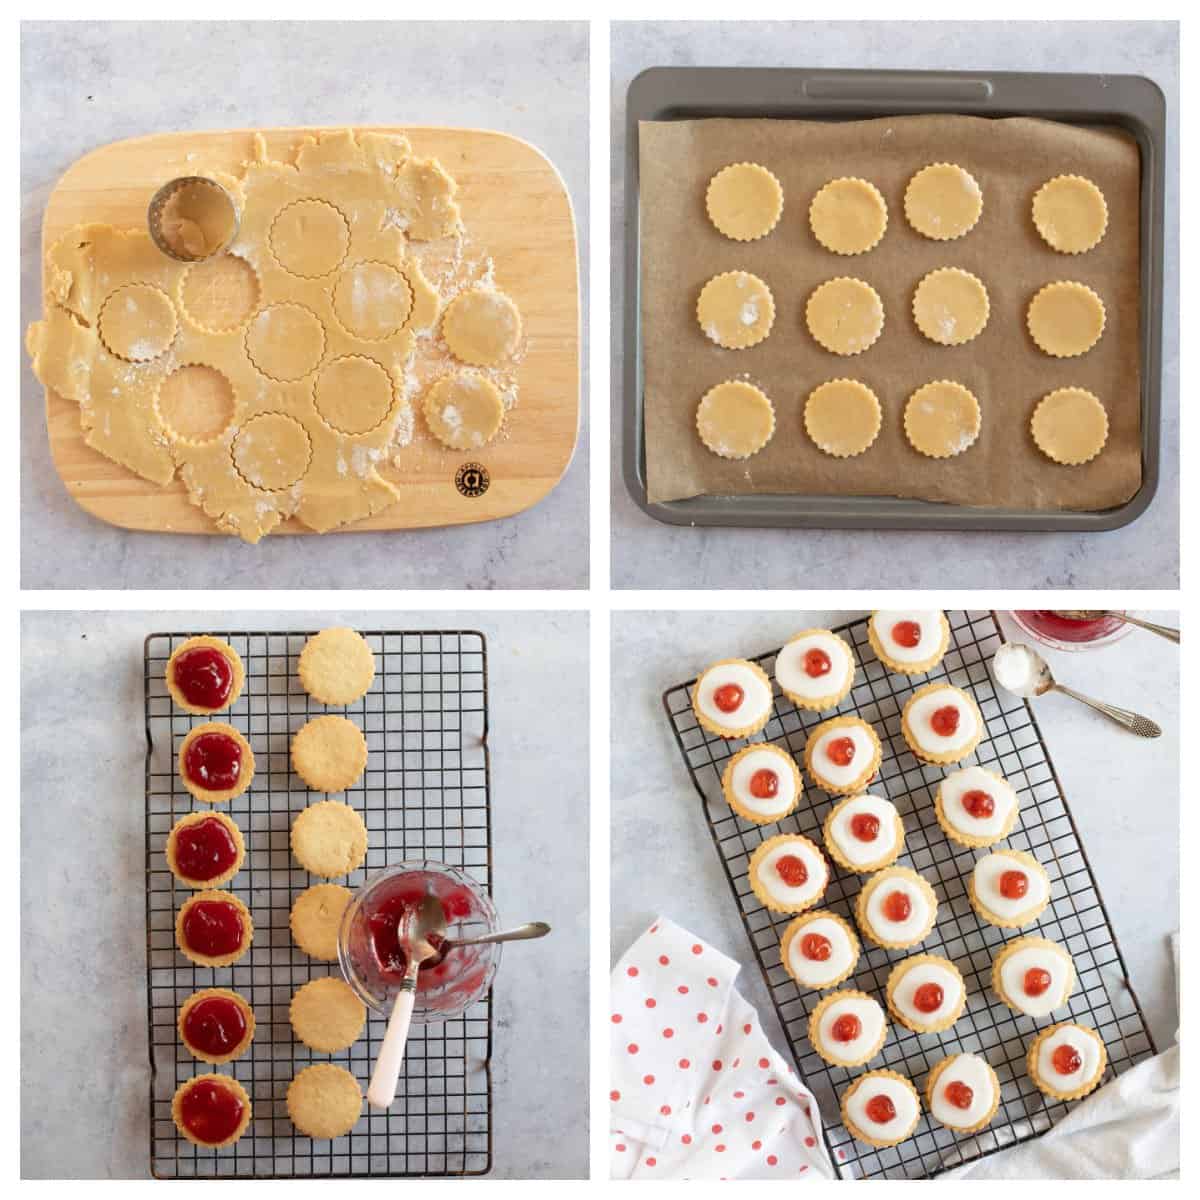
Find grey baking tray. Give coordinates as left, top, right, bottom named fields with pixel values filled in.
left=622, top=67, right=1165, bottom=531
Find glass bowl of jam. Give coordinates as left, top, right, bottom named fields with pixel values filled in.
left=337, top=860, right=499, bottom=1024
left=1009, top=610, right=1134, bottom=653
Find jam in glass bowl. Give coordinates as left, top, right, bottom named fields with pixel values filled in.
left=1009, top=610, right=1133, bottom=653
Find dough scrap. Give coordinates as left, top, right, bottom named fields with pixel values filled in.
left=912, top=268, right=990, bottom=346
left=809, top=177, right=888, bottom=255
left=905, top=163, right=983, bottom=241
left=1031, top=387, right=1109, bottom=465
left=696, top=380, right=775, bottom=459
left=1032, top=175, right=1108, bottom=254
left=1027, top=281, right=1106, bottom=357
left=904, top=381, right=981, bottom=458
left=423, top=372, right=505, bottom=450
left=805, top=379, right=882, bottom=458
left=705, top=163, right=783, bottom=242
left=697, top=271, right=775, bottom=349
left=442, top=287, right=522, bottom=366
left=805, top=277, right=884, bottom=356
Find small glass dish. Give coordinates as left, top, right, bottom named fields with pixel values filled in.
left=337, top=859, right=499, bottom=1024
left=1009, top=610, right=1134, bottom=653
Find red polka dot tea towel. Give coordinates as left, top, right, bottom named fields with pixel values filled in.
left=610, top=915, right=834, bottom=1179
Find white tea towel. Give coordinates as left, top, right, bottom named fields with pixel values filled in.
left=609, top=916, right=835, bottom=1180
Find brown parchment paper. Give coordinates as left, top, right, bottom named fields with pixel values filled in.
left=640, top=115, right=1142, bottom=509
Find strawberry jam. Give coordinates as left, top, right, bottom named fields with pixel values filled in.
left=775, top=855, right=808, bottom=887
left=1018, top=610, right=1124, bottom=645
left=930, top=704, right=960, bottom=736
left=1023, top=967, right=1052, bottom=997
left=999, top=870, right=1029, bottom=900
left=181, top=899, right=245, bottom=959
left=183, top=732, right=242, bottom=792
left=749, top=768, right=779, bottom=799
left=173, top=646, right=234, bottom=711
left=827, top=736, right=856, bottom=767
left=913, top=982, right=944, bottom=1013
left=864, top=1094, right=896, bottom=1124
left=182, top=995, right=248, bottom=1058
left=801, top=932, right=831, bottom=961
left=831, top=1013, right=861, bottom=1043
left=362, top=875, right=477, bottom=987
left=178, top=1077, right=245, bottom=1144
left=803, top=648, right=832, bottom=678
left=892, top=620, right=922, bottom=648
left=713, top=683, right=744, bottom=714
left=962, top=789, right=995, bottom=819
left=849, top=812, right=880, bottom=842
left=1052, top=1043, right=1082, bottom=1076
left=174, top=817, right=239, bottom=882
left=882, top=890, right=911, bottom=923
left=944, top=1080, right=973, bottom=1110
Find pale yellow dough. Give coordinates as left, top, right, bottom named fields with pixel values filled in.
left=809, top=178, right=888, bottom=255
left=1027, top=282, right=1106, bottom=357
left=705, top=163, right=783, bottom=242
left=696, top=380, right=775, bottom=459
left=912, top=268, right=990, bottom=346
left=1032, top=175, right=1108, bottom=254
left=805, top=380, right=882, bottom=458
left=805, top=278, right=884, bottom=356
left=1031, top=387, right=1109, bottom=465
left=697, top=271, right=775, bottom=349
left=423, top=372, right=505, bottom=450
left=442, top=288, right=522, bottom=366
left=904, top=382, right=981, bottom=458
left=905, top=163, right=983, bottom=240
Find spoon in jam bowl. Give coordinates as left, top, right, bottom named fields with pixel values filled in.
left=1056, top=609, right=1180, bottom=644
left=441, top=920, right=551, bottom=953
left=368, top=892, right=446, bottom=1110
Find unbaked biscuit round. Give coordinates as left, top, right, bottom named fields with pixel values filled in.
left=1031, top=387, right=1109, bottom=465
left=1027, top=282, right=1106, bottom=357
left=290, top=976, right=366, bottom=1053
left=805, top=380, right=882, bottom=458
left=291, top=715, right=369, bottom=793
left=697, top=271, right=775, bottom=349
left=809, top=178, right=888, bottom=255
left=423, top=372, right=505, bottom=450
left=298, top=628, right=376, bottom=706
left=1032, top=175, right=1108, bottom=254
left=805, top=278, right=884, bottom=356
left=705, top=163, right=783, bottom=242
left=696, top=380, right=775, bottom=459
left=98, top=283, right=177, bottom=362
left=442, top=288, right=522, bottom=366
left=291, top=800, right=369, bottom=878
left=904, top=163, right=983, bottom=241
left=290, top=883, right=354, bottom=960
left=287, top=1063, right=362, bottom=1139
left=904, top=382, right=981, bottom=459
left=912, top=268, right=990, bottom=346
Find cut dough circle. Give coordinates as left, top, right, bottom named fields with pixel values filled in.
left=805, top=277, right=884, bottom=356
left=179, top=255, right=261, bottom=333
left=697, top=271, right=775, bottom=349
left=270, top=199, right=351, bottom=277
left=442, top=288, right=522, bottom=366
left=912, top=268, right=990, bottom=346
left=1032, top=175, right=1108, bottom=254
left=904, top=381, right=981, bottom=459
left=314, top=356, right=395, bottom=435
left=1027, top=281, right=1106, bottom=357
left=905, top=163, right=983, bottom=241
left=805, top=379, right=882, bottom=458
left=706, top=163, right=783, bottom=242
left=809, top=178, right=888, bottom=255
left=332, top=261, right=412, bottom=341
left=423, top=372, right=505, bottom=450
left=245, top=303, right=326, bottom=381
left=1031, top=387, right=1109, bottom=465
left=156, top=364, right=237, bottom=445
left=98, top=284, right=177, bottom=362
left=696, top=380, right=775, bottom=459
left=232, top=412, right=312, bottom=491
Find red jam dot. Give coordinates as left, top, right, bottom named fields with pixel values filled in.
left=962, top=789, right=995, bottom=818
left=892, top=620, right=922, bottom=649
left=827, top=736, right=856, bottom=767
left=183, top=996, right=248, bottom=1058
left=882, top=890, right=912, bottom=923
left=801, top=933, right=831, bottom=962
left=944, top=1080, right=974, bottom=1110
left=183, top=732, right=242, bottom=792
left=865, top=1094, right=896, bottom=1124
left=178, top=1077, right=244, bottom=1145
left=850, top=812, right=880, bottom=842
left=1000, top=870, right=1029, bottom=900
left=775, top=855, right=808, bottom=888
left=803, top=648, right=832, bottom=678
left=1052, top=1044, right=1083, bottom=1076
left=174, top=817, right=239, bottom=882
left=831, top=1013, right=861, bottom=1043
left=173, top=646, right=234, bottom=710
left=182, top=900, right=245, bottom=958
left=1024, top=967, right=1052, bottom=997
left=749, top=768, right=779, bottom=799
left=913, top=982, right=944, bottom=1013
left=713, top=683, right=744, bottom=714
left=931, top=704, right=961, bottom=736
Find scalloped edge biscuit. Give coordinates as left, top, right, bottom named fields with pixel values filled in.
left=822, top=794, right=904, bottom=874
left=291, top=714, right=368, bottom=792
left=904, top=163, right=983, bottom=241
left=867, top=611, right=950, bottom=675
left=290, top=883, right=355, bottom=960
left=967, top=847, right=1051, bottom=929
left=912, top=267, right=990, bottom=346
left=696, top=380, right=775, bottom=459
left=900, top=682, right=984, bottom=765
left=175, top=889, right=254, bottom=968
left=697, top=271, right=776, bottom=349
left=298, top=627, right=376, bottom=706
left=780, top=910, right=861, bottom=991
left=855, top=866, right=938, bottom=950
left=775, top=628, right=856, bottom=711
left=166, top=636, right=245, bottom=715
left=804, top=379, right=882, bottom=458
left=172, top=1073, right=253, bottom=1148
left=992, top=934, right=1076, bottom=1018
left=166, top=810, right=246, bottom=889
left=1026, top=281, right=1106, bottom=357
left=934, top=766, right=1019, bottom=849
left=179, top=721, right=255, bottom=804
left=809, top=988, right=889, bottom=1069
left=290, top=976, right=367, bottom=1053
left=721, top=742, right=802, bottom=824
left=691, top=657, right=773, bottom=739
left=809, top=177, right=888, bottom=255
left=841, top=1069, right=922, bottom=1147
left=926, top=1053, right=1001, bottom=1133
left=705, top=162, right=784, bottom=242
left=1031, top=387, right=1109, bottom=465
left=287, top=1063, right=363, bottom=1138
left=805, top=278, right=884, bottom=355
left=885, top=953, right=966, bottom=1033
left=177, top=987, right=256, bottom=1064
left=904, top=381, right=981, bottom=459
left=748, top=833, right=829, bottom=914
left=1032, top=175, right=1108, bottom=254
left=803, top=715, right=882, bottom=795
left=291, top=800, right=369, bottom=878
left=1026, top=1022, right=1107, bottom=1101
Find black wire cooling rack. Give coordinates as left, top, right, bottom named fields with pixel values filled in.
left=144, top=629, right=493, bottom=1179
left=662, top=610, right=1157, bottom=1180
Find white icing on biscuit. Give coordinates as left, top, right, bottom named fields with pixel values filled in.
left=940, top=766, right=1016, bottom=838
left=815, top=995, right=885, bottom=1063
left=973, top=852, right=1048, bottom=921
left=828, top=794, right=899, bottom=866
left=775, top=632, right=854, bottom=701
left=696, top=661, right=773, bottom=731
left=808, top=722, right=877, bottom=790
left=754, top=838, right=827, bottom=906
left=906, top=686, right=979, bottom=755
left=864, top=875, right=934, bottom=943
left=787, top=916, right=856, bottom=987
left=871, top=610, right=944, bottom=664
left=1036, top=1026, right=1104, bottom=1089
left=844, top=1075, right=919, bottom=1137
left=930, top=1054, right=997, bottom=1128
left=891, top=961, right=963, bottom=1025
left=728, top=746, right=798, bottom=818
left=999, top=943, right=1073, bottom=1017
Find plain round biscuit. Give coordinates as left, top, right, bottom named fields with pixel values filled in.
left=298, top=628, right=376, bottom=705
left=291, top=715, right=368, bottom=792
left=291, top=801, right=369, bottom=878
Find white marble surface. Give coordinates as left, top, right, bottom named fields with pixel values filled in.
left=611, top=21, right=1179, bottom=589
left=21, top=21, right=589, bottom=589
left=21, top=610, right=588, bottom=1179
left=610, top=610, right=1178, bottom=1163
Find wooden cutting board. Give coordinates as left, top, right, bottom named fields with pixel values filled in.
left=38, top=126, right=580, bottom=534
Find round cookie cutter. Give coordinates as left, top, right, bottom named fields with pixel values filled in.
left=148, top=176, right=240, bottom=262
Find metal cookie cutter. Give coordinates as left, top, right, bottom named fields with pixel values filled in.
left=147, top=175, right=240, bottom=262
